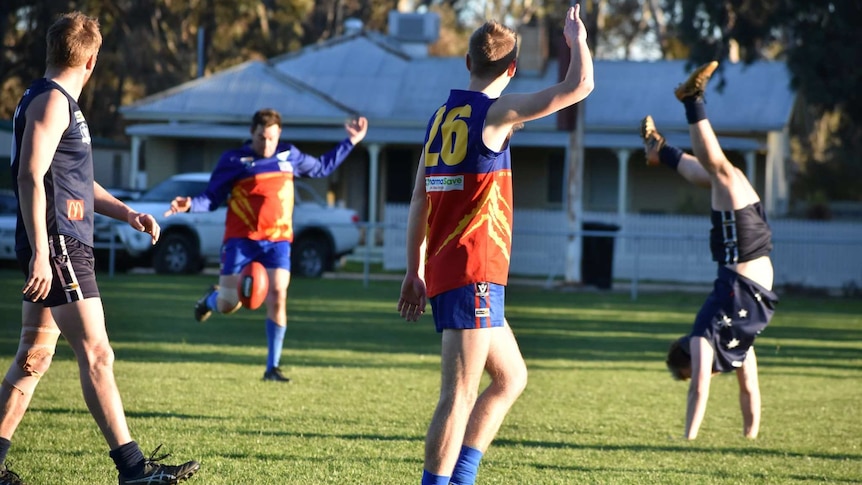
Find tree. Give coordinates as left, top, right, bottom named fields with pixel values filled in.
left=666, top=0, right=862, bottom=204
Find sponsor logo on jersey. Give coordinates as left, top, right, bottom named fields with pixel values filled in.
left=240, top=156, right=255, bottom=165
left=66, top=199, right=85, bottom=221
left=426, top=175, right=464, bottom=192
left=475, top=308, right=490, bottom=318
left=73, top=111, right=91, bottom=145
left=475, top=282, right=489, bottom=297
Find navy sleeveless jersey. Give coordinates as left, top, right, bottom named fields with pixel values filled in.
left=11, top=78, right=95, bottom=249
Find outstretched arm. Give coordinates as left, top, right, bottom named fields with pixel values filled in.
left=292, top=116, right=369, bottom=178
left=398, top=154, right=428, bottom=322
left=736, top=347, right=761, bottom=438
left=685, top=336, right=714, bottom=440
left=486, top=5, right=594, bottom=130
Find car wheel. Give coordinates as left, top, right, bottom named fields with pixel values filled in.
left=292, top=236, right=331, bottom=278
left=153, top=233, right=200, bottom=274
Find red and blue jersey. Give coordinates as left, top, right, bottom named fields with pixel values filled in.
left=189, top=139, right=355, bottom=243
left=423, top=90, right=513, bottom=298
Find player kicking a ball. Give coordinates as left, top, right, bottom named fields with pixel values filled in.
left=165, top=109, right=367, bottom=383
left=642, top=61, right=778, bottom=440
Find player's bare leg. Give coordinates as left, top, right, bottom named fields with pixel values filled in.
left=265, top=268, right=290, bottom=326
left=461, top=322, right=527, bottom=451
left=0, top=302, right=59, bottom=440
left=424, top=329, right=491, bottom=476
left=215, top=274, right=242, bottom=314
left=50, top=298, right=132, bottom=449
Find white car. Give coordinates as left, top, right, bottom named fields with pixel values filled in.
left=0, top=191, right=17, bottom=262
left=111, top=172, right=361, bottom=277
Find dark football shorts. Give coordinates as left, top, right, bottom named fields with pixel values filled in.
left=691, top=265, right=778, bottom=373
left=221, top=238, right=291, bottom=275
left=17, top=235, right=100, bottom=307
left=430, top=282, right=505, bottom=333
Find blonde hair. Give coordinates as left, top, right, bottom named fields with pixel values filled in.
left=468, top=21, right=518, bottom=79
left=46, top=12, right=102, bottom=69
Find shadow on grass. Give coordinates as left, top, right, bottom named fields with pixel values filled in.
left=28, top=406, right=220, bottom=421
left=491, top=439, right=862, bottom=463
left=1, top=271, right=860, bottom=371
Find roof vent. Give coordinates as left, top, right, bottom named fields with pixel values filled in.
left=344, top=18, right=363, bottom=35
left=388, top=10, right=440, bottom=44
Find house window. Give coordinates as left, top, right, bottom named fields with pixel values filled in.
left=385, top=148, right=415, bottom=203
left=547, top=150, right=564, bottom=204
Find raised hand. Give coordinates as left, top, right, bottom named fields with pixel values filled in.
left=345, top=116, right=369, bottom=145
left=563, top=4, right=587, bottom=48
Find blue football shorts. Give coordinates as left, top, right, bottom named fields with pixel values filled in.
left=430, top=282, right=505, bottom=332
left=691, top=265, right=778, bottom=372
left=221, top=238, right=291, bottom=275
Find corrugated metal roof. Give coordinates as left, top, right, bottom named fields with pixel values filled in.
left=122, top=31, right=794, bottom=143
left=126, top=121, right=761, bottom=151
left=120, top=60, right=354, bottom=122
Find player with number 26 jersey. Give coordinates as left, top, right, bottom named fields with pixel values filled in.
left=423, top=90, right=513, bottom=298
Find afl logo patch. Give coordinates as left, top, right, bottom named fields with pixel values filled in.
left=475, top=282, right=489, bottom=297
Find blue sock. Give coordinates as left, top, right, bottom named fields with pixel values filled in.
left=421, top=470, right=450, bottom=485
left=206, top=289, right=219, bottom=311
left=265, top=318, right=286, bottom=371
left=450, top=446, right=483, bottom=485
left=684, top=98, right=707, bottom=124
left=658, top=144, right=684, bottom=171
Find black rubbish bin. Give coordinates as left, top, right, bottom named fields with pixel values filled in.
left=581, top=221, right=620, bottom=289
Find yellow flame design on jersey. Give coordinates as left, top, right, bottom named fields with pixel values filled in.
left=432, top=178, right=512, bottom=261
left=263, top=181, right=294, bottom=240
left=228, top=174, right=294, bottom=240
left=229, top=189, right=256, bottom=229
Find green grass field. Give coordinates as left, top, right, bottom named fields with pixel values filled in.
left=0, top=269, right=859, bottom=484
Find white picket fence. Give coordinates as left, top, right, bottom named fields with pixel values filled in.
left=382, top=204, right=862, bottom=290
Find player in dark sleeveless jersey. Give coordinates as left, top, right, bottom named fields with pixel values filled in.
left=164, top=108, right=367, bottom=383
left=398, top=6, right=594, bottom=485
left=641, top=61, right=778, bottom=440
left=1, top=11, right=199, bottom=485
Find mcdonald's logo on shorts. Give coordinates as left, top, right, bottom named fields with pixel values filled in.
left=67, top=199, right=85, bottom=221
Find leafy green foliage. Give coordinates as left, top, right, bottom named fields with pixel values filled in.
left=0, top=270, right=859, bottom=483
left=666, top=0, right=862, bottom=203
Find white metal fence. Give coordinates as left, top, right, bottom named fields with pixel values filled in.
left=382, top=204, right=862, bottom=291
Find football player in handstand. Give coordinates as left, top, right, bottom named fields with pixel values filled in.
left=642, top=61, right=778, bottom=440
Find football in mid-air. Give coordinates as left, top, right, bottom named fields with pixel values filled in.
left=238, top=261, right=268, bottom=310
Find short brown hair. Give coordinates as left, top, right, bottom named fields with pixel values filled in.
left=468, top=21, right=518, bottom=79
left=251, top=108, right=282, bottom=132
left=665, top=336, right=691, bottom=381
left=46, top=12, right=101, bottom=69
